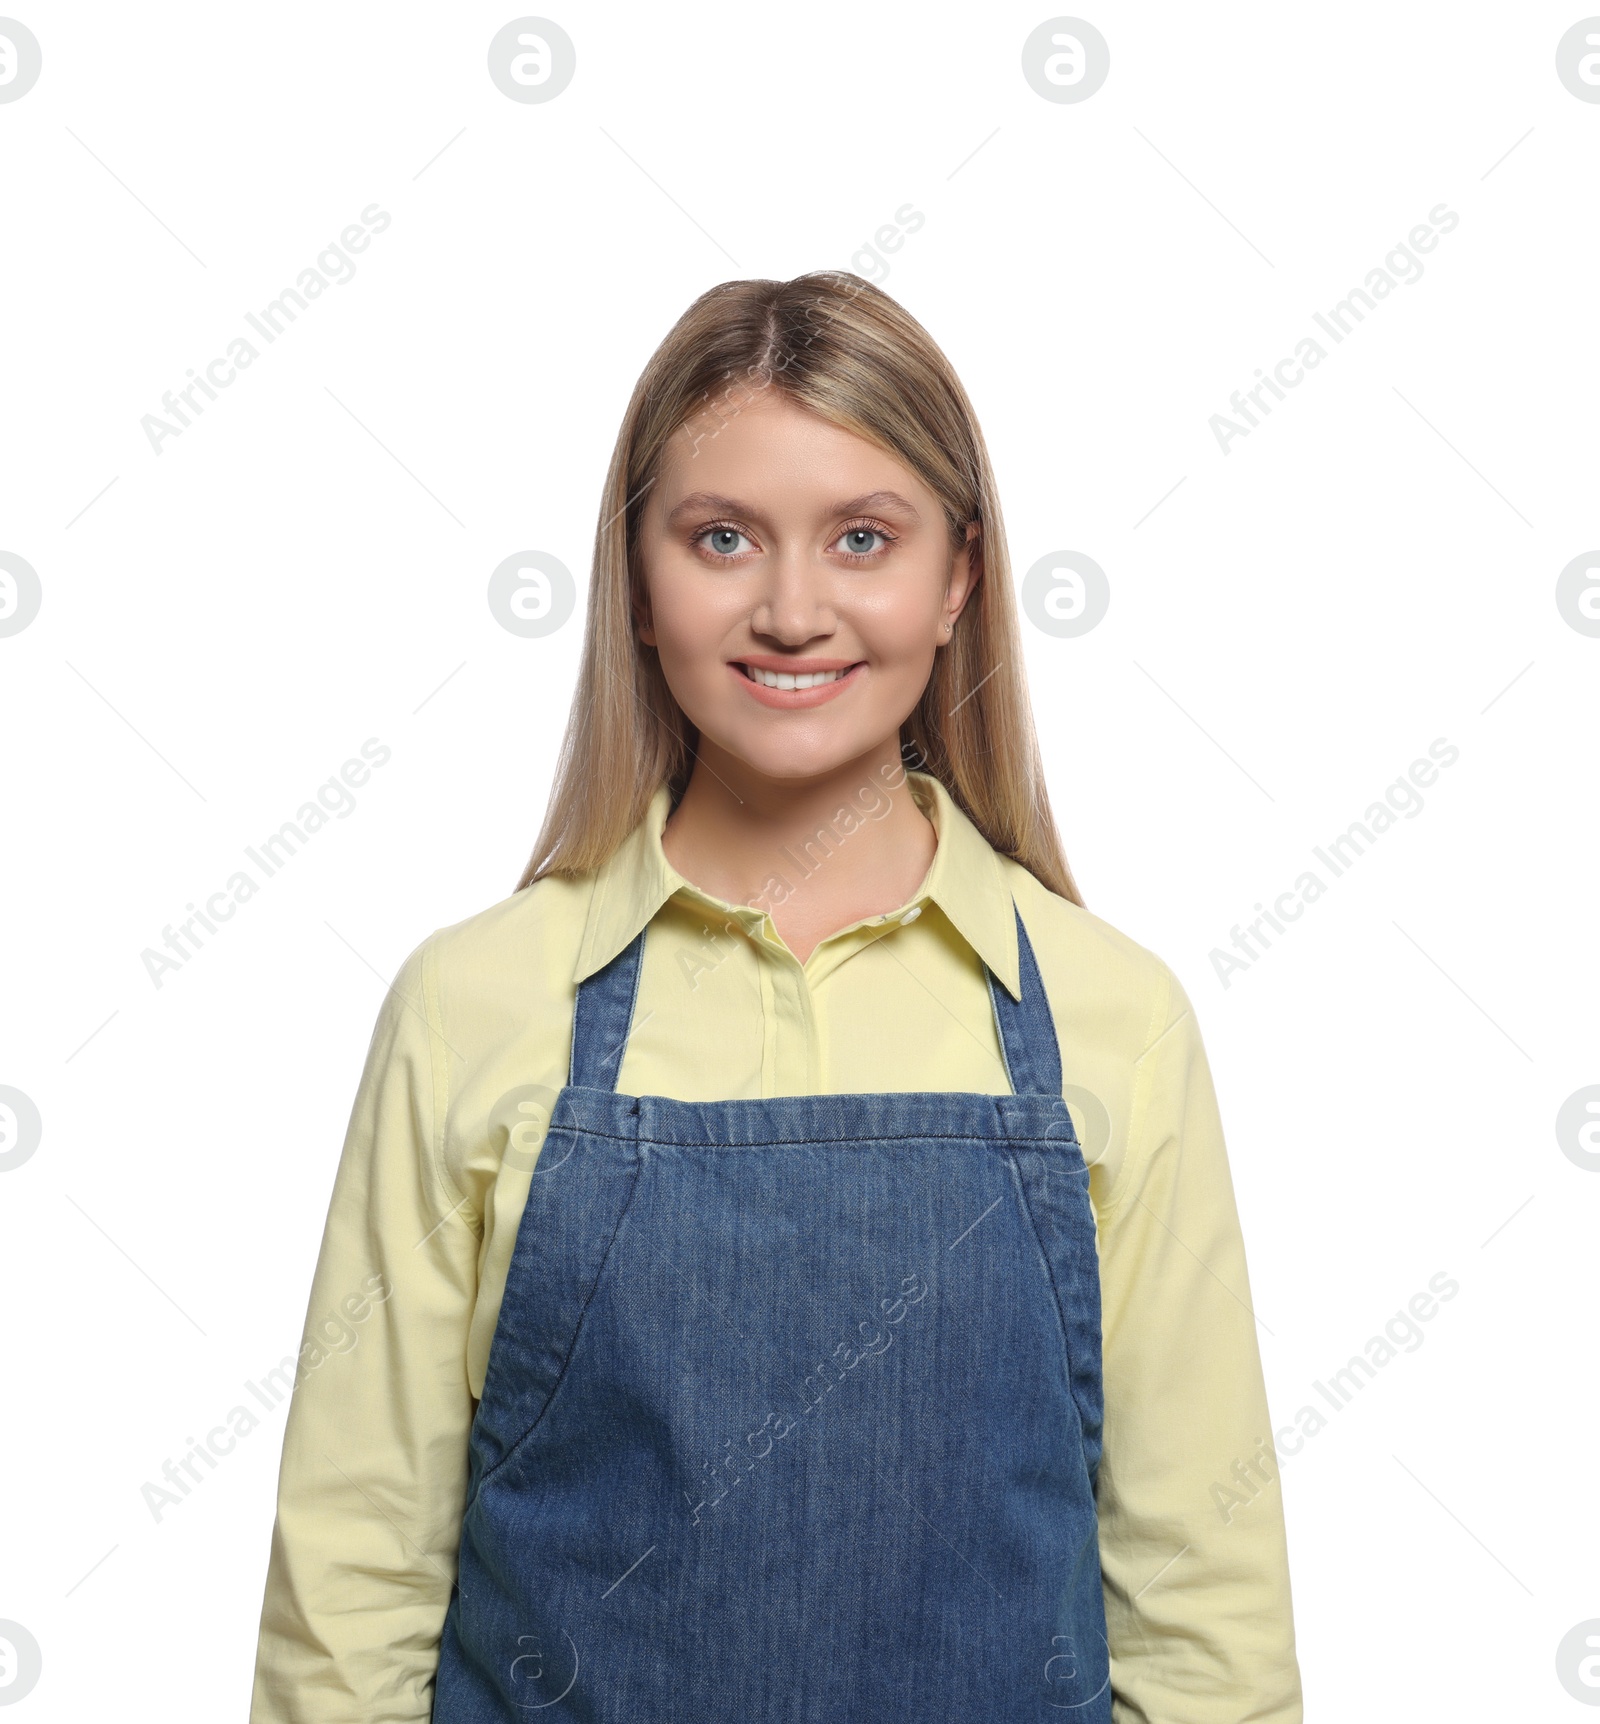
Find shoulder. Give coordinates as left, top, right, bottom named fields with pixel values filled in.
left=1000, top=858, right=1189, bottom=1059
left=399, top=870, right=595, bottom=1037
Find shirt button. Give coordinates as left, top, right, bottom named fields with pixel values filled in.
left=899, top=905, right=922, bottom=924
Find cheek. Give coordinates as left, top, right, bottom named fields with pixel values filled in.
left=854, top=596, right=942, bottom=661
left=848, top=554, right=950, bottom=653
left=646, top=562, right=716, bottom=647
left=647, top=567, right=743, bottom=682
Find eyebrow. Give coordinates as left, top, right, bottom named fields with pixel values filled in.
left=664, top=489, right=924, bottom=527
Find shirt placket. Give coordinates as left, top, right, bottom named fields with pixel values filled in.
left=747, top=912, right=819, bottom=1095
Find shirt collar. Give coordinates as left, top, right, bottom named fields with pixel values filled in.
left=572, top=769, right=1022, bottom=999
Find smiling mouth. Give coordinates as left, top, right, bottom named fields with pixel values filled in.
left=737, top=662, right=863, bottom=690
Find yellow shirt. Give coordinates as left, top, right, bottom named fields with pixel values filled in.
left=249, top=770, right=1303, bottom=1722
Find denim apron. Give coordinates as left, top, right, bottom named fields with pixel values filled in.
left=431, top=897, right=1110, bottom=1721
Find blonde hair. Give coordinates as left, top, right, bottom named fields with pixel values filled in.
left=515, top=270, right=1083, bottom=907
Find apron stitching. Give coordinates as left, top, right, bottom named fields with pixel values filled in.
left=987, top=967, right=1019, bottom=1093
left=547, top=1124, right=1036, bottom=1148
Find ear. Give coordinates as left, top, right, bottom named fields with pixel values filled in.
left=946, top=519, right=982, bottom=625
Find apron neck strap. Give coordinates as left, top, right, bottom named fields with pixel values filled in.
left=985, top=899, right=1063, bottom=1098
left=569, top=915, right=649, bottom=1093
left=568, top=895, right=1063, bottom=1099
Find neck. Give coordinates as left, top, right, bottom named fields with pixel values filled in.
left=661, top=743, right=936, bottom=963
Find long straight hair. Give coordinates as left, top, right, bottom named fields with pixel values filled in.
left=515, top=271, right=1083, bottom=907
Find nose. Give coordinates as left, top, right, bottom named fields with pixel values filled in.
left=748, top=542, right=837, bottom=644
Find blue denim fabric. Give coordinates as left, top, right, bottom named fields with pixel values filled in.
left=431, top=898, right=1110, bottom=1721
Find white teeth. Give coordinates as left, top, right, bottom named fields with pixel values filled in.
left=744, top=665, right=851, bottom=690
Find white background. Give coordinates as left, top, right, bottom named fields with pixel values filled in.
left=2, top=2, right=1597, bottom=1717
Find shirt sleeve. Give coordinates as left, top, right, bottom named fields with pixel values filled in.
left=249, top=932, right=478, bottom=1724
left=1095, top=963, right=1304, bottom=1723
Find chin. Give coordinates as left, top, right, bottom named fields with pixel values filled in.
left=699, top=725, right=870, bottom=785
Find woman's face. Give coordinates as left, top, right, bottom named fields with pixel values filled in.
left=635, top=388, right=977, bottom=788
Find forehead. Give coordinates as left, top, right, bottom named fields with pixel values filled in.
left=652, top=389, right=927, bottom=519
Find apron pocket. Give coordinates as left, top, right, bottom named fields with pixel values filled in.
left=470, top=1130, right=644, bottom=1488
left=1004, top=1139, right=1106, bottom=1482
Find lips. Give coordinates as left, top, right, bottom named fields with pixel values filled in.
left=728, top=659, right=866, bottom=708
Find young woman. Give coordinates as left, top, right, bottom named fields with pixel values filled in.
left=250, top=273, right=1303, bottom=1722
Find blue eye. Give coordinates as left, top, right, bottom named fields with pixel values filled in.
left=698, top=526, right=752, bottom=558
left=833, top=523, right=896, bottom=559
